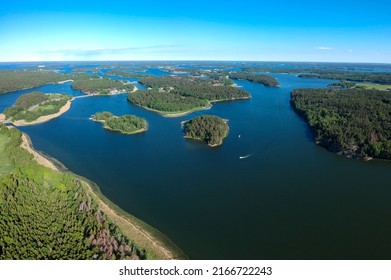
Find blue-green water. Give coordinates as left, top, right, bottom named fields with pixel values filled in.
left=1, top=69, right=391, bottom=259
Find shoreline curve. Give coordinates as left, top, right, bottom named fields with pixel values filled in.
left=19, top=131, right=185, bottom=260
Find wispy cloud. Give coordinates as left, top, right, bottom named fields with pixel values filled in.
left=41, top=45, right=181, bottom=57
left=315, top=47, right=333, bottom=50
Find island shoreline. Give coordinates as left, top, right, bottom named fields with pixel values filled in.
left=10, top=98, right=74, bottom=126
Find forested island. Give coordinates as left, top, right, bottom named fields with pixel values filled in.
left=228, top=72, right=280, bottom=87
left=291, top=88, right=391, bottom=160
left=128, top=76, right=250, bottom=116
left=105, top=70, right=152, bottom=78
left=183, top=115, right=229, bottom=147
left=71, top=76, right=134, bottom=95
left=91, top=112, right=148, bottom=134
left=2, top=92, right=72, bottom=126
left=0, top=70, right=71, bottom=94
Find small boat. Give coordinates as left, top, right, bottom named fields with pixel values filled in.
left=238, top=134, right=241, bottom=138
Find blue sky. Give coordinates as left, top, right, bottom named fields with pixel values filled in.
left=1, top=0, right=390, bottom=62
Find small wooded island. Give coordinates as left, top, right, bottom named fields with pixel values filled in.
left=291, top=88, right=391, bottom=160
left=2, top=91, right=73, bottom=126
left=183, top=115, right=229, bottom=147
left=128, top=76, right=250, bottom=116
left=91, top=111, right=148, bottom=134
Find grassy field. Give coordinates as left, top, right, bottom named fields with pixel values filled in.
left=355, top=83, right=391, bottom=91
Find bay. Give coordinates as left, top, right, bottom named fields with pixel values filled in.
left=2, top=66, right=391, bottom=259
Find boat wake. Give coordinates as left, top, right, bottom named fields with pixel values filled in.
left=239, top=154, right=252, bottom=159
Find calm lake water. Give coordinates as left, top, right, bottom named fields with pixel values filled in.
left=1, top=66, right=391, bottom=259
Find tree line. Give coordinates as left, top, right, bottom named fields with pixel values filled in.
left=290, top=88, right=391, bottom=160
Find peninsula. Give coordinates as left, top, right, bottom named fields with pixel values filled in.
left=182, top=114, right=229, bottom=147
left=128, top=76, right=250, bottom=116
left=91, top=111, right=148, bottom=134
left=2, top=92, right=73, bottom=126
left=0, top=124, right=184, bottom=259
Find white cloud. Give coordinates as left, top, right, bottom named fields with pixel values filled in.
left=315, top=47, right=333, bottom=50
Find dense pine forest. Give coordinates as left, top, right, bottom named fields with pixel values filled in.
left=92, top=112, right=148, bottom=134
left=128, top=76, right=249, bottom=114
left=4, top=92, right=72, bottom=122
left=0, top=125, right=147, bottom=259
left=291, top=88, right=391, bottom=160
left=183, top=115, right=229, bottom=146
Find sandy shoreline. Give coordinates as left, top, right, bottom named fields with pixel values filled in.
left=19, top=131, right=176, bottom=259
left=20, top=133, right=59, bottom=171
left=12, top=99, right=73, bottom=126
left=57, top=79, right=74, bottom=84
left=0, top=114, right=5, bottom=122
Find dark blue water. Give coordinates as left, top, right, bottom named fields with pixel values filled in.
left=2, top=71, right=391, bottom=259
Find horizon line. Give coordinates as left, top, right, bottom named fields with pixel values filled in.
left=0, top=59, right=391, bottom=65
